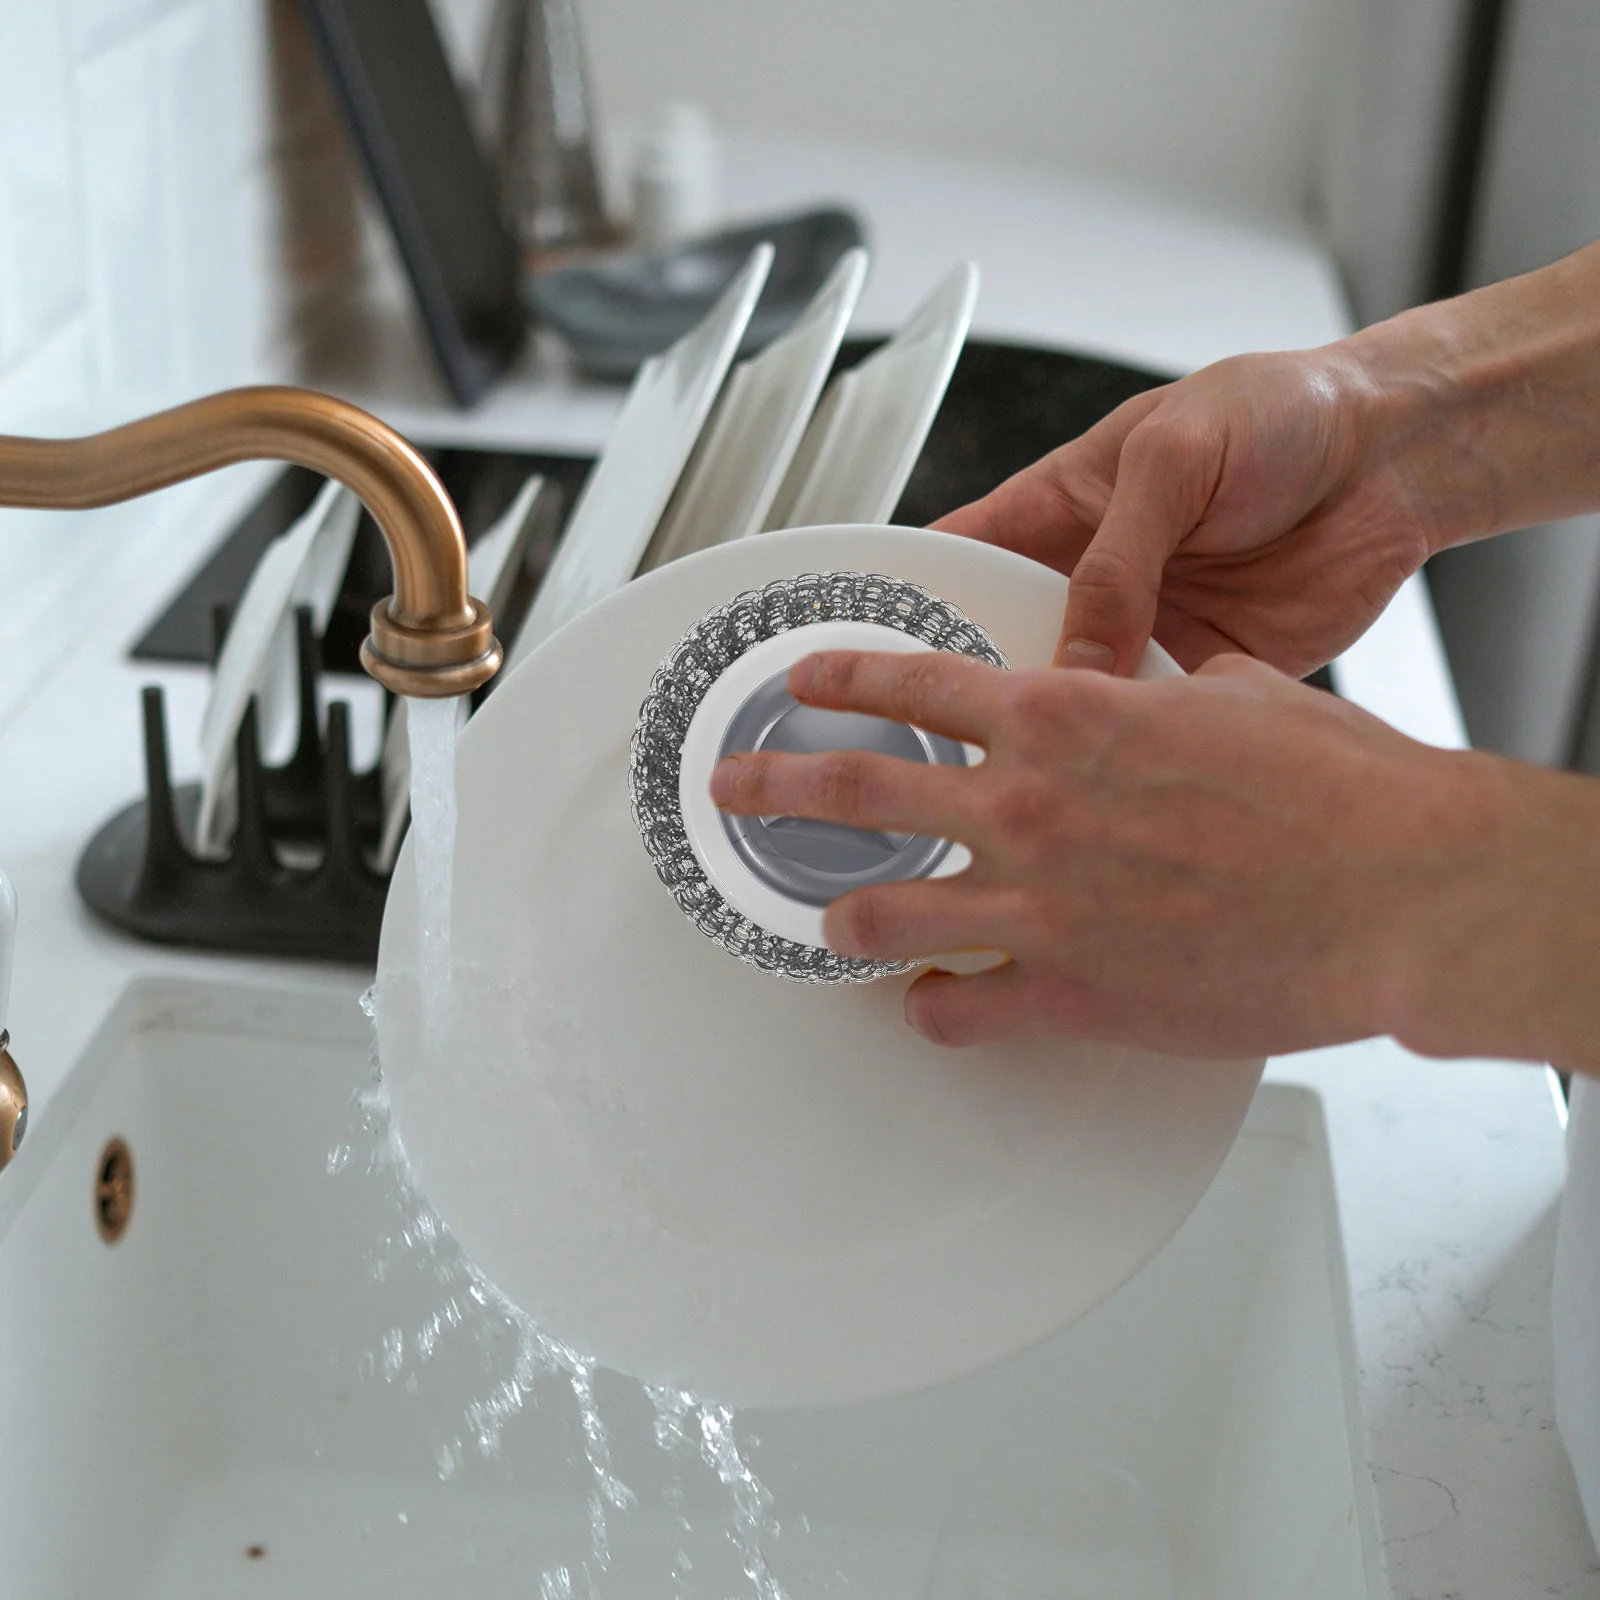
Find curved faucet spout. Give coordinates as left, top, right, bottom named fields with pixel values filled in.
left=0, top=386, right=501, bottom=697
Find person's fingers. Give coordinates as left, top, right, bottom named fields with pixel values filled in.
left=1192, top=651, right=1279, bottom=682
left=931, top=390, right=1168, bottom=566
left=928, top=491, right=1006, bottom=543
left=710, top=747, right=974, bottom=839
left=1056, top=413, right=1223, bottom=674
left=786, top=648, right=1006, bottom=744
left=822, top=881, right=1024, bottom=964
left=901, top=961, right=1079, bottom=1047
left=930, top=443, right=1101, bottom=568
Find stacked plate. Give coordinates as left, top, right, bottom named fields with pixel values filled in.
left=504, top=245, right=980, bottom=669
left=192, top=239, right=970, bottom=868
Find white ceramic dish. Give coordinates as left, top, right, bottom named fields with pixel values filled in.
left=376, top=525, right=1265, bottom=1408
left=638, top=247, right=868, bottom=573
left=762, top=263, right=979, bottom=531
left=465, top=472, right=549, bottom=621
left=505, top=244, right=774, bottom=671
left=257, top=482, right=362, bottom=765
left=194, top=479, right=358, bottom=859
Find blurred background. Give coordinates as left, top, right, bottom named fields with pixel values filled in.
left=0, top=0, right=1596, bottom=766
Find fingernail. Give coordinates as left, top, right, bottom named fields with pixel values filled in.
left=1062, top=639, right=1116, bottom=672
left=710, top=756, right=740, bottom=806
left=788, top=654, right=819, bottom=696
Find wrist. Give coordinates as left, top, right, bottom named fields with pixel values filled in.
left=1336, top=303, right=1504, bottom=557
left=1380, top=750, right=1600, bottom=1067
left=1340, top=243, right=1600, bottom=552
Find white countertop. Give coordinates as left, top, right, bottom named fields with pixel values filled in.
left=0, top=131, right=1587, bottom=1596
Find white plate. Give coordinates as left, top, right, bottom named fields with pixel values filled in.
left=376, top=525, right=1264, bottom=1408
left=194, top=479, right=357, bottom=859
left=761, top=263, right=979, bottom=531
left=637, top=247, right=868, bottom=573
left=257, top=482, right=363, bottom=765
left=504, top=244, right=774, bottom=671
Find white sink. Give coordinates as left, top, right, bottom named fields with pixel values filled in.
left=0, top=979, right=1380, bottom=1597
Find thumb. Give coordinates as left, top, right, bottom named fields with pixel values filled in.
left=1055, top=419, right=1217, bottom=673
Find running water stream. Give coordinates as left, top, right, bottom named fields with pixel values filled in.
left=405, top=696, right=464, bottom=1047
left=360, top=699, right=798, bottom=1599
left=339, top=1024, right=794, bottom=1599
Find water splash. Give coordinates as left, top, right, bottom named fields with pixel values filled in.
left=698, top=1402, right=788, bottom=1600
left=646, top=1385, right=701, bottom=1600
left=344, top=987, right=792, bottom=1599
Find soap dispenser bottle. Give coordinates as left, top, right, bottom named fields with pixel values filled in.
left=478, top=0, right=613, bottom=258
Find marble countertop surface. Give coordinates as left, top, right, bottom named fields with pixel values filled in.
left=0, top=130, right=1590, bottom=1596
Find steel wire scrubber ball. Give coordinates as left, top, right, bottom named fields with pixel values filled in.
left=628, top=571, right=1008, bottom=983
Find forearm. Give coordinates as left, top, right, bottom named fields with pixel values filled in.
left=1344, top=240, right=1600, bottom=552
left=1385, top=750, right=1600, bottom=1074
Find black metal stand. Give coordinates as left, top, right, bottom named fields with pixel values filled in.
left=76, top=608, right=394, bottom=964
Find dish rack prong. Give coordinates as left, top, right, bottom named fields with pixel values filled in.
left=75, top=608, right=393, bottom=963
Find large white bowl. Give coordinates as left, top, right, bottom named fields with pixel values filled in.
left=376, top=525, right=1265, bottom=1408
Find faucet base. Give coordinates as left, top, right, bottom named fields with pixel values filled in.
left=0, top=1036, right=26, bottom=1171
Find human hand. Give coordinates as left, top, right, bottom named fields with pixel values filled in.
left=936, top=241, right=1600, bottom=677
left=708, top=647, right=1565, bottom=1062
left=934, top=348, right=1448, bottom=678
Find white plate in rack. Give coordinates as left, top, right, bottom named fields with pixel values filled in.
left=638, top=246, right=868, bottom=572
left=193, top=478, right=359, bottom=859
left=376, top=524, right=1264, bottom=1408
left=762, top=262, right=979, bottom=531
left=505, top=244, right=774, bottom=670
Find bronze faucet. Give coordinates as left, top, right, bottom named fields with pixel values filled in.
left=0, top=387, right=506, bottom=1171
left=0, top=385, right=503, bottom=697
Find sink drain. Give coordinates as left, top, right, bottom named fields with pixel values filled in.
left=95, top=1137, right=134, bottom=1244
